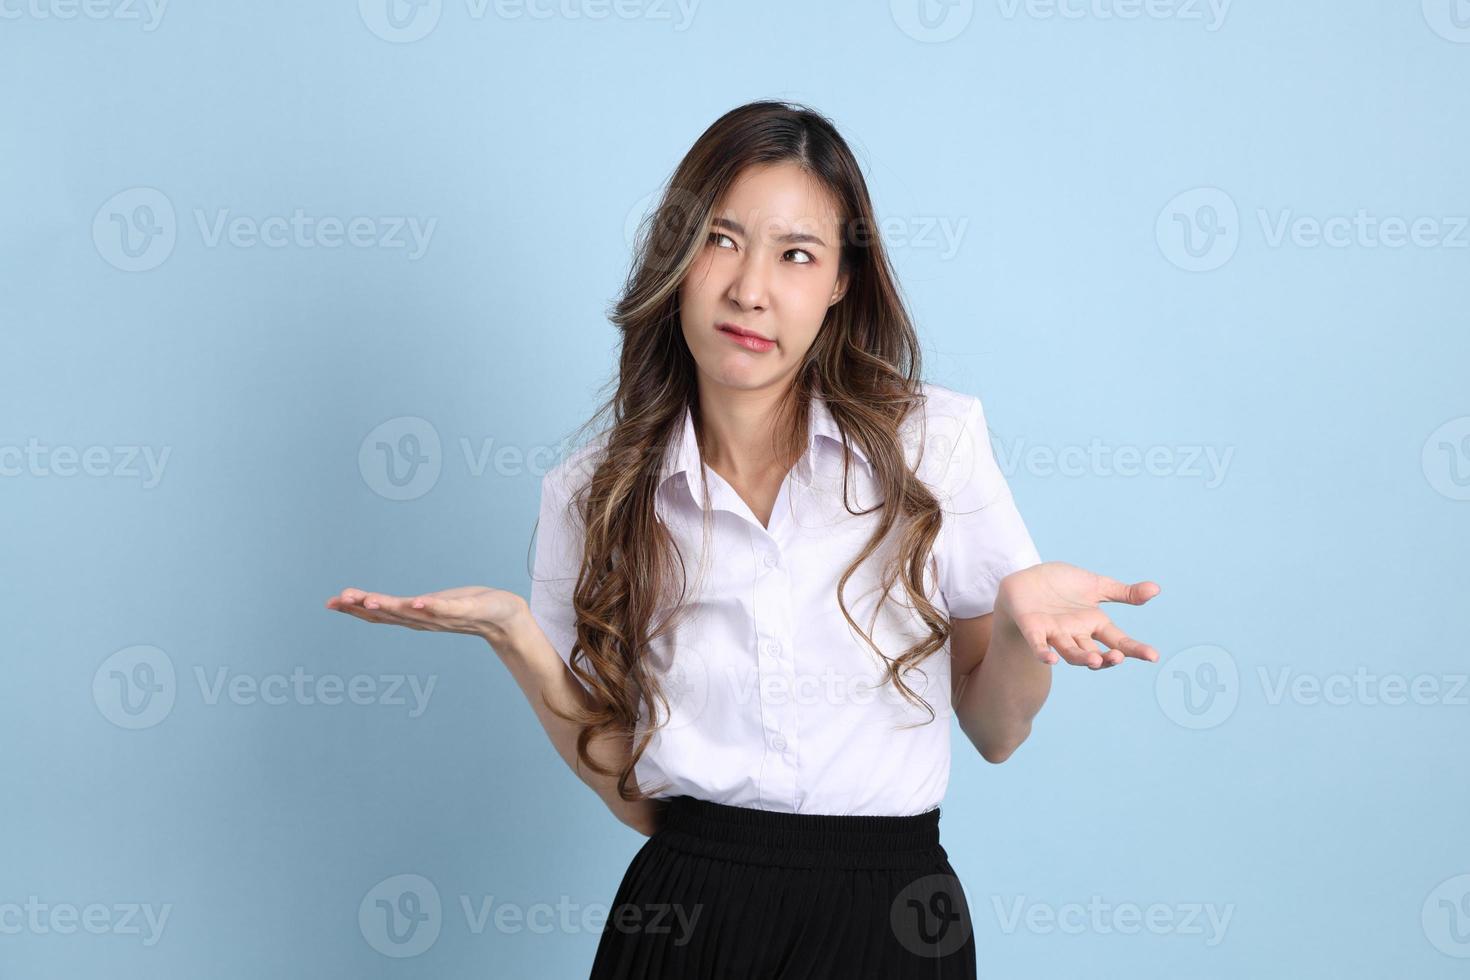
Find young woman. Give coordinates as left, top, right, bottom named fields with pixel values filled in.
left=327, top=100, right=1161, bottom=979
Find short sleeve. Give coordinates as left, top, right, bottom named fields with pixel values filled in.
left=931, top=393, right=1041, bottom=619
left=528, top=460, right=595, bottom=694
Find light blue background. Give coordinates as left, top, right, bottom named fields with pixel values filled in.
left=3, top=1, right=1468, bottom=977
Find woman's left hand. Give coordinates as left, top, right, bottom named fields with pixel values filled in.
left=994, top=561, right=1162, bottom=670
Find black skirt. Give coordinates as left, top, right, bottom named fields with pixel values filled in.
left=588, top=795, right=977, bottom=979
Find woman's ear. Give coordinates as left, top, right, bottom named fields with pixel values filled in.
left=829, top=269, right=850, bottom=307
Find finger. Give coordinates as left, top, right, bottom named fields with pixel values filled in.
left=332, top=593, right=415, bottom=626
left=364, top=595, right=435, bottom=627
left=1019, top=626, right=1058, bottom=665
left=363, top=592, right=416, bottom=613
left=346, top=603, right=431, bottom=631
left=1051, top=631, right=1100, bottom=669
left=1095, top=576, right=1162, bottom=606
left=334, top=604, right=392, bottom=626
left=1094, top=623, right=1158, bottom=663
left=1074, top=632, right=1118, bottom=669
left=1078, top=627, right=1124, bottom=667
left=409, top=594, right=456, bottom=615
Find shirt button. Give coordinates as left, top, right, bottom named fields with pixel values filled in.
left=771, top=734, right=787, bottom=751
left=763, top=640, right=782, bottom=657
left=763, top=552, right=779, bottom=569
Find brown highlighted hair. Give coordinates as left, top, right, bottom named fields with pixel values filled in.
left=539, top=100, right=955, bottom=803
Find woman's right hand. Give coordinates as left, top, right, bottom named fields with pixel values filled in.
left=325, top=586, right=531, bottom=652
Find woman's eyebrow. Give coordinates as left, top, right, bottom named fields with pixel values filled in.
left=712, top=216, right=828, bottom=247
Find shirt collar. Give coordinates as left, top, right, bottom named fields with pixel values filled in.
left=658, top=392, right=872, bottom=489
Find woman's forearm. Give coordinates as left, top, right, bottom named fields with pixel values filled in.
left=953, top=606, right=1052, bottom=763
left=485, top=602, right=663, bottom=836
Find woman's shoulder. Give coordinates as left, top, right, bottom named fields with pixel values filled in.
left=541, top=432, right=610, bottom=502
left=898, top=381, right=985, bottom=489
left=908, top=380, right=980, bottom=424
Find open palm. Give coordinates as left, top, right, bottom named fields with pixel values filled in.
left=325, top=585, right=527, bottom=641
left=995, top=561, right=1161, bottom=670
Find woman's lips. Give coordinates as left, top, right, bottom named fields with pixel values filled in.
left=717, top=323, right=775, bottom=353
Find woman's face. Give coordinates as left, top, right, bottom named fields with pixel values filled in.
left=678, top=161, right=849, bottom=394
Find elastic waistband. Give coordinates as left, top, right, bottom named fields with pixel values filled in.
left=652, top=795, right=948, bottom=870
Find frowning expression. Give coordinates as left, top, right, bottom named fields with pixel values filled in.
left=679, top=161, right=849, bottom=392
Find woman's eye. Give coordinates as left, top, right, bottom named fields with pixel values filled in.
left=706, top=232, right=813, bottom=265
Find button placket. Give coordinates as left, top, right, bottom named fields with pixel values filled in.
left=752, top=532, right=798, bottom=809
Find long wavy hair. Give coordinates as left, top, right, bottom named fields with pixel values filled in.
left=539, top=100, right=957, bottom=803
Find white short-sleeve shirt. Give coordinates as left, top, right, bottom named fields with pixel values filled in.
left=529, top=381, right=1041, bottom=816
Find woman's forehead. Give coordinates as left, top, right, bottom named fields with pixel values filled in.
left=716, top=164, right=844, bottom=237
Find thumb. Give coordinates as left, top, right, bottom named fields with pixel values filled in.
left=1096, top=575, right=1161, bottom=605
